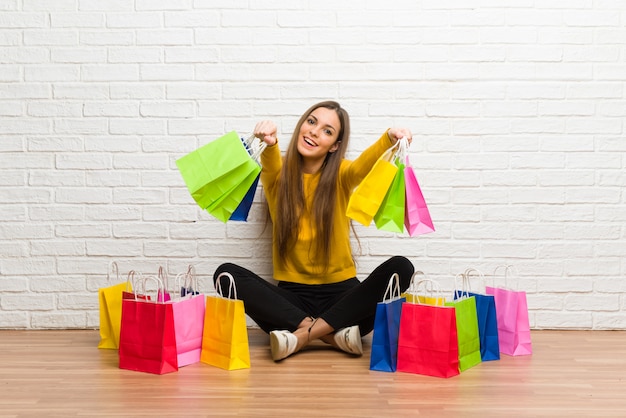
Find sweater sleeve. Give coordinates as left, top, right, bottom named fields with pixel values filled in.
left=260, top=142, right=282, bottom=192
left=259, top=142, right=282, bottom=222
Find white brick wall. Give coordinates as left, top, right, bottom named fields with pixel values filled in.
left=1, top=2, right=625, bottom=330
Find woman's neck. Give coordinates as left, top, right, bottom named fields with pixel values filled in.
left=301, top=157, right=325, bottom=174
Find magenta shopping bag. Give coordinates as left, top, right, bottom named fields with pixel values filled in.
left=485, top=265, right=532, bottom=356
left=404, top=163, right=435, bottom=237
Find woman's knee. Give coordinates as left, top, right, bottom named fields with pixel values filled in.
left=389, top=256, right=415, bottom=290
left=389, top=255, right=414, bottom=275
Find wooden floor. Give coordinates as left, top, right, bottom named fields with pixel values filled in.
left=1, top=329, right=625, bottom=417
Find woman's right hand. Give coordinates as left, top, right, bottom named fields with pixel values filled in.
left=254, top=120, right=278, bottom=146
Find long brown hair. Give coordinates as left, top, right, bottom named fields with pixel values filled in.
left=275, top=101, right=351, bottom=271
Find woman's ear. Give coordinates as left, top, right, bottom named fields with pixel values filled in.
left=329, top=140, right=341, bottom=153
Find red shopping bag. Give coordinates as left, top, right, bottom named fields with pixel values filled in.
left=119, top=276, right=178, bottom=375
left=397, top=279, right=459, bottom=378
left=404, top=161, right=435, bottom=237
left=485, top=265, right=532, bottom=356
left=171, top=269, right=205, bottom=367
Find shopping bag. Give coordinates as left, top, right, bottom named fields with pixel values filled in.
left=346, top=142, right=400, bottom=226
left=200, top=272, right=250, bottom=370
left=171, top=269, right=205, bottom=367
left=119, top=276, right=178, bottom=375
left=486, top=265, right=532, bottom=356
left=175, top=131, right=257, bottom=210
left=98, top=262, right=128, bottom=349
left=373, top=160, right=406, bottom=233
left=397, top=278, right=460, bottom=378
left=445, top=274, right=482, bottom=372
left=229, top=174, right=260, bottom=222
left=206, top=160, right=261, bottom=222
left=454, top=268, right=500, bottom=361
left=370, top=273, right=405, bottom=372
left=397, top=303, right=459, bottom=378
left=404, top=160, right=435, bottom=236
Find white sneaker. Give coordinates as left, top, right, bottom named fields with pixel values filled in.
left=333, top=325, right=363, bottom=356
left=269, top=330, right=298, bottom=361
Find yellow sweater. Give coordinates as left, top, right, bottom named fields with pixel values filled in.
left=260, top=132, right=394, bottom=285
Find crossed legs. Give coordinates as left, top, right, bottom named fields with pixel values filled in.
left=213, top=256, right=414, bottom=360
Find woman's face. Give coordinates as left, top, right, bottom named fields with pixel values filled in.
left=296, top=107, right=341, bottom=165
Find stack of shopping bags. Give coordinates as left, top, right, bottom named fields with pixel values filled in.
left=346, top=137, right=435, bottom=236
left=97, top=263, right=250, bottom=374
left=175, top=131, right=266, bottom=222
left=369, top=266, right=532, bottom=378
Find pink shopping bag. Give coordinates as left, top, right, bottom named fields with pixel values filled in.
left=485, top=265, right=532, bottom=356
left=404, top=162, right=435, bottom=237
left=171, top=268, right=205, bottom=367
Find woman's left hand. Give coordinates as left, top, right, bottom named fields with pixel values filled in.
left=387, top=128, right=413, bottom=145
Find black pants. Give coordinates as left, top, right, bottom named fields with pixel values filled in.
left=213, top=256, right=414, bottom=336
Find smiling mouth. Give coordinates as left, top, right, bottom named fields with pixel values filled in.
left=303, top=136, right=318, bottom=147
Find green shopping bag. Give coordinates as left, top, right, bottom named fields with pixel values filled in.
left=445, top=287, right=482, bottom=372
left=206, top=162, right=261, bottom=223
left=175, top=131, right=254, bottom=210
left=374, top=160, right=406, bottom=233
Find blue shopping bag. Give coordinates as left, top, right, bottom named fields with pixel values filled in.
left=370, top=273, right=405, bottom=372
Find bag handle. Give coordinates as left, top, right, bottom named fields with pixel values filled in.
left=157, top=265, right=169, bottom=293
left=395, top=137, right=410, bottom=166
left=492, top=264, right=519, bottom=290
left=125, top=270, right=141, bottom=292
left=382, top=273, right=402, bottom=302
left=136, top=275, right=165, bottom=302
left=243, top=134, right=268, bottom=163
left=413, top=278, right=445, bottom=306
left=174, top=264, right=199, bottom=298
left=215, top=272, right=238, bottom=300
left=379, top=138, right=401, bottom=164
left=464, top=268, right=487, bottom=293
left=404, top=270, right=429, bottom=295
left=453, top=272, right=471, bottom=300
left=108, top=261, right=120, bottom=284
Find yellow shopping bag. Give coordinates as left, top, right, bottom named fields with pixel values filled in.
left=200, top=272, right=250, bottom=370
left=346, top=142, right=400, bottom=226
left=98, top=262, right=131, bottom=349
